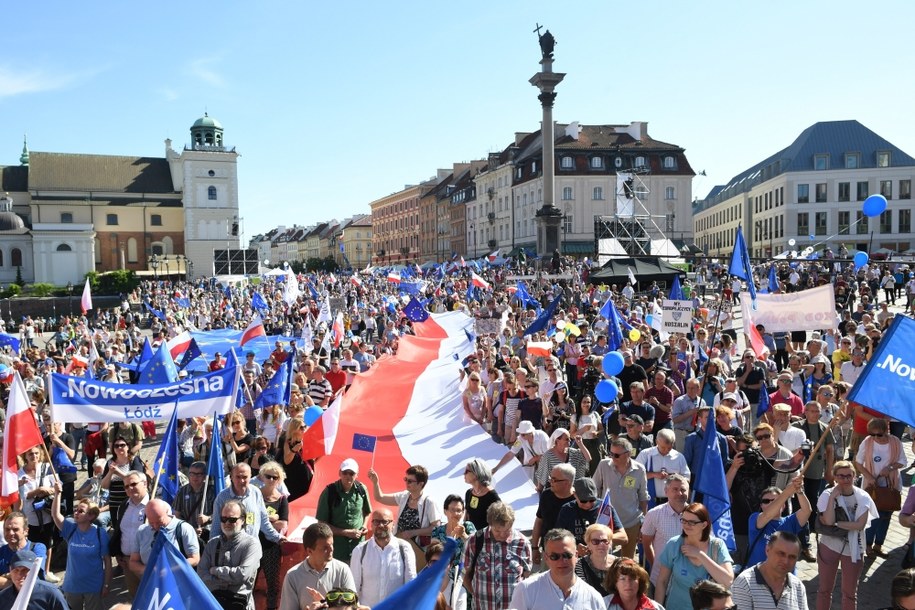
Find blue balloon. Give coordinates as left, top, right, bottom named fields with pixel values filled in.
left=304, top=405, right=324, bottom=426
left=602, top=351, right=625, bottom=376
left=809, top=234, right=815, bottom=240
left=862, top=194, right=888, bottom=218
left=595, top=379, right=618, bottom=403
left=853, top=251, right=869, bottom=270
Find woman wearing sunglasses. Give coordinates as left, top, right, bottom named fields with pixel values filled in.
left=99, top=435, right=146, bottom=530
left=366, top=465, right=440, bottom=568
left=256, top=462, right=288, bottom=610
left=654, top=502, right=734, bottom=610
left=854, top=418, right=905, bottom=557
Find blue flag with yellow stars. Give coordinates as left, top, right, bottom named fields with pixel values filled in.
left=255, top=358, right=289, bottom=409
left=152, top=405, right=180, bottom=504
left=139, top=342, right=179, bottom=385
left=207, top=414, right=226, bottom=496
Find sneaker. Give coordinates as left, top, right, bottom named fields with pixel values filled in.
left=800, top=548, right=816, bottom=562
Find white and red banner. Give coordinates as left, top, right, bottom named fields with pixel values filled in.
left=739, top=284, right=837, bottom=333
left=287, top=311, right=539, bottom=540
left=80, top=278, right=93, bottom=314
left=240, top=314, right=266, bottom=346
left=471, top=272, right=490, bottom=290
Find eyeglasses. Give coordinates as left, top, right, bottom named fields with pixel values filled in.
left=404, top=478, right=418, bottom=484
left=232, top=422, right=242, bottom=426
left=263, top=474, right=279, bottom=481
left=73, top=508, right=87, bottom=514
left=610, top=451, right=627, bottom=458
left=821, top=392, right=834, bottom=397
left=325, top=591, right=358, bottom=604
left=578, top=498, right=597, bottom=505
left=870, top=433, right=885, bottom=438
left=189, top=471, right=205, bottom=476
left=546, top=552, right=574, bottom=561
left=755, top=434, right=771, bottom=441
left=835, top=473, right=854, bottom=480
left=760, top=498, right=775, bottom=505
left=220, top=516, right=241, bottom=524
left=525, top=384, right=535, bottom=388
left=680, top=518, right=704, bottom=526
left=371, top=519, right=393, bottom=526
left=589, top=538, right=610, bottom=545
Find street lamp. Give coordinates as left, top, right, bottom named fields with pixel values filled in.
left=187, top=260, right=194, bottom=279
left=164, top=257, right=171, bottom=280
left=148, top=254, right=160, bottom=280
left=66, top=282, right=73, bottom=316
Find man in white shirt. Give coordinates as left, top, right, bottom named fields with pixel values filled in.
left=350, top=508, right=416, bottom=607
left=641, top=474, right=690, bottom=585
left=773, top=405, right=806, bottom=452
left=839, top=348, right=867, bottom=387
left=508, top=528, right=604, bottom=610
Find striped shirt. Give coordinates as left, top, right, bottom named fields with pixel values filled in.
left=461, top=528, right=532, bottom=610
left=640, top=502, right=684, bottom=584
left=731, top=565, right=808, bottom=610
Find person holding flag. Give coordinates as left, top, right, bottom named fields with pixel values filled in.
left=366, top=465, right=441, bottom=561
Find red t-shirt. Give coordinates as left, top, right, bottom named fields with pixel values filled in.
left=325, top=369, right=346, bottom=394
left=853, top=403, right=884, bottom=435
left=768, top=390, right=804, bottom=417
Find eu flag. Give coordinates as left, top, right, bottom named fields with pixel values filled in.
left=177, top=338, right=202, bottom=370
left=847, top=315, right=915, bottom=426
left=144, top=301, right=167, bottom=321
left=728, top=225, right=757, bottom=306
left=254, top=358, right=289, bottom=409
left=403, top=297, right=429, bottom=322
left=694, top=420, right=737, bottom=552
left=173, top=297, right=191, bottom=309
left=602, top=298, right=625, bottom=352
left=0, top=332, right=21, bottom=354
left=152, top=406, right=180, bottom=504
left=756, top=383, right=770, bottom=419
left=134, top=523, right=221, bottom=610
left=207, top=414, right=226, bottom=496
left=669, top=275, right=684, bottom=301
left=352, top=433, right=377, bottom=453
left=373, top=538, right=456, bottom=610
left=251, top=291, right=269, bottom=313
left=139, top=342, right=179, bottom=385
left=137, top=338, right=155, bottom=372
left=522, top=293, right=562, bottom=337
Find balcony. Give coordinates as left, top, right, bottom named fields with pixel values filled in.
left=488, top=239, right=497, bottom=248
left=487, top=187, right=495, bottom=199
left=487, top=212, right=496, bottom=223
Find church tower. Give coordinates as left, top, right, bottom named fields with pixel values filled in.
left=167, top=113, right=240, bottom=278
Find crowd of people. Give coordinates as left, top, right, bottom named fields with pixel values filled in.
left=0, top=252, right=914, bottom=610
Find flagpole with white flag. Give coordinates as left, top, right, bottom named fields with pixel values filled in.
left=9, top=557, right=43, bottom=610
left=80, top=277, right=93, bottom=314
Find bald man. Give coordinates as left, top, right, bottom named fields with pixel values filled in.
left=350, top=509, right=416, bottom=607
left=130, top=498, right=200, bottom=577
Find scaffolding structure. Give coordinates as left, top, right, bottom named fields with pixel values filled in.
left=594, top=170, right=674, bottom=260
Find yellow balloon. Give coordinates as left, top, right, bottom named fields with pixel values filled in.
left=629, top=329, right=641, bottom=342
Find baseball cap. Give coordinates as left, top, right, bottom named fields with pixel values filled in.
left=9, top=549, right=38, bottom=569
left=339, top=458, right=359, bottom=474
left=625, top=414, right=645, bottom=425
left=720, top=392, right=738, bottom=403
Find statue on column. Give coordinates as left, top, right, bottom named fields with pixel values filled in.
left=534, top=24, right=556, bottom=60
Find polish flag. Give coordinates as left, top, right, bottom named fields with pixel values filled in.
left=386, top=271, right=401, bottom=284
left=331, top=312, right=344, bottom=349
left=743, top=313, right=770, bottom=358
left=487, top=249, right=500, bottom=262
left=80, top=278, right=93, bottom=314
left=286, top=312, right=539, bottom=541
left=350, top=275, right=362, bottom=288
left=300, top=394, right=342, bottom=461
left=167, top=331, right=193, bottom=359
left=240, top=313, right=266, bottom=346
left=471, top=272, right=490, bottom=290
left=527, top=341, right=553, bottom=359
left=1, top=373, right=44, bottom=506
left=66, top=352, right=89, bottom=373
left=460, top=256, right=466, bottom=267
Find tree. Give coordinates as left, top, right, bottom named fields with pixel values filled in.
left=14, top=266, right=23, bottom=287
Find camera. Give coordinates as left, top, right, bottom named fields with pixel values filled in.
left=740, top=447, right=765, bottom=472
left=801, top=439, right=813, bottom=459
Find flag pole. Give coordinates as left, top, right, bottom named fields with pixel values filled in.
left=798, top=413, right=845, bottom=478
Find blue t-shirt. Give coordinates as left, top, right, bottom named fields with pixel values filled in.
left=61, top=519, right=110, bottom=594
left=0, top=541, right=47, bottom=580
left=659, top=534, right=731, bottom=610
left=745, top=512, right=801, bottom=569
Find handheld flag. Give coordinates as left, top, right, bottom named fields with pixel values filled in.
left=139, top=342, right=179, bottom=385
left=173, top=297, right=191, bottom=309
left=9, top=556, right=43, bottom=610
left=255, top=358, right=290, bottom=409
left=694, top=421, right=737, bottom=551
left=166, top=331, right=193, bottom=360
left=352, top=433, right=377, bottom=453
left=669, top=275, right=684, bottom=301
left=1, top=373, right=44, bottom=505
left=207, top=415, right=226, bottom=496
left=144, top=301, right=167, bottom=321
left=137, top=337, right=155, bottom=372
left=81, top=277, right=93, bottom=313
left=728, top=225, right=757, bottom=306
left=627, top=267, right=637, bottom=287
left=756, top=382, right=770, bottom=419
left=387, top=271, right=402, bottom=284
left=300, top=393, right=342, bottom=461
left=373, top=538, right=457, bottom=610
left=768, top=265, right=779, bottom=294
left=471, top=272, right=490, bottom=290
left=240, top=313, right=266, bottom=346
left=283, top=268, right=301, bottom=307
left=595, top=491, right=615, bottom=531
left=316, top=298, right=333, bottom=324
left=134, top=526, right=222, bottom=610
left=522, top=293, right=562, bottom=337
left=177, top=338, right=203, bottom=370
left=847, top=315, right=915, bottom=426
left=403, top=297, right=430, bottom=323
left=251, top=291, right=269, bottom=313
left=0, top=333, right=21, bottom=354
left=604, top=299, right=625, bottom=352
left=151, top=405, right=180, bottom=503
left=51, top=445, right=78, bottom=475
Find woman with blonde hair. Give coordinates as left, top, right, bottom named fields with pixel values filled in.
left=222, top=410, right=253, bottom=466
left=256, top=461, right=288, bottom=610
left=276, top=417, right=311, bottom=500
left=258, top=403, right=287, bottom=450
left=854, top=417, right=905, bottom=556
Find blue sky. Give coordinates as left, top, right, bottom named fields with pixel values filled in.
left=2, top=2, right=914, bottom=241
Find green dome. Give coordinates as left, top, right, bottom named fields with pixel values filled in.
left=192, top=113, right=222, bottom=129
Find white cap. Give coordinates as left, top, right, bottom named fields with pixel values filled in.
left=339, top=458, right=359, bottom=474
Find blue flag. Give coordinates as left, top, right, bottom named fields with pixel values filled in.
left=152, top=405, right=180, bottom=504
left=403, top=297, right=430, bottom=322
left=756, top=383, right=770, bottom=419
left=466, top=283, right=476, bottom=303
left=803, top=372, right=814, bottom=403
left=0, top=332, right=21, bottom=353
left=139, top=342, right=179, bottom=385
left=51, top=445, right=78, bottom=474
left=138, top=338, right=154, bottom=371
left=134, top=522, right=222, bottom=610
left=847, top=315, right=915, bottom=426
left=177, top=338, right=202, bottom=370
left=352, top=433, right=377, bottom=453
left=522, top=293, right=562, bottom=337
left=694, top=424, right=737, bottom=552
left=768, top=265, right=779, bottom=294
left=603, top=299, right=625, bottom=352
left=255, top=358, right=290, bottom=409
left=172, top=297, right=191, bottom=309
left=307, top=282, right=320, bottom=300
left=515, top=281, right=541, bottom=313
left=223, top=284, right=232, bottom=299
left=669, top=275, right=684, bottom=300
left=207, top=414, right=226, bottom=496
left=373, top=538, right=457, bottom=610
left=728, top=225, right=757, bottom=306
left=144, top=301, right=167, bottom=321
left=251, top=291, right=269, bottom=313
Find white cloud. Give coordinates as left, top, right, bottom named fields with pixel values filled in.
left=186, top=57, right=226, bottom=88
left=158, top=87, right=180, bottom=102
left=0, top=65, right=78, bottom=98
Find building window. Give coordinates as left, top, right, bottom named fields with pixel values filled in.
left=126, top=237, right=138, bottom=263
left=797, top=184, right=809, bottom=203
left=592, top=187, right=604, bottom=200
left=815, top=212, right=828, bottom=236
left=11, top=248, right=22, bottom=266
left=900, top=209, right=912, bottom=233
left=106, top=213, right=118, bottom=226
left=151, top=214, right=162, bottom=226
left=814, top=154, right=829, bottom=170
left=838, top=182, right=850, bottom=202
left=880, top=210, right=893, bottom=233
left=902, top=180, right=912, bottom=200
left=880, top=180, right=893, bottom=199
left=563, top=215, right=572, bottom=233
left=590, top=157, right=603, bottom=169
left=877, top=151, right=891, bottom=167
left=60, top=212, right=73, bottom=223
left=665, top=186, right=675, bottom=200
left=562, top=187, right=573, bottom=201
left=845, top=153, right=860, bottom=169
left=838, top=211, right=850, bottom=234
left=561, top=156, right=574, bottom=169
left=634, top=156, right=646, bottom=168
left=663, top=156, right=676, bottom=169
left=857, top=181, right=869, bottom=201
left=815, top=183, right=827, bottom=203
left=532, top=161, right=538, bottom=174
left=797, top=213, right=809, bottom=236
left=208, top=186, right=217, bottom=200
left=856, top=211, right=868, bottom=234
